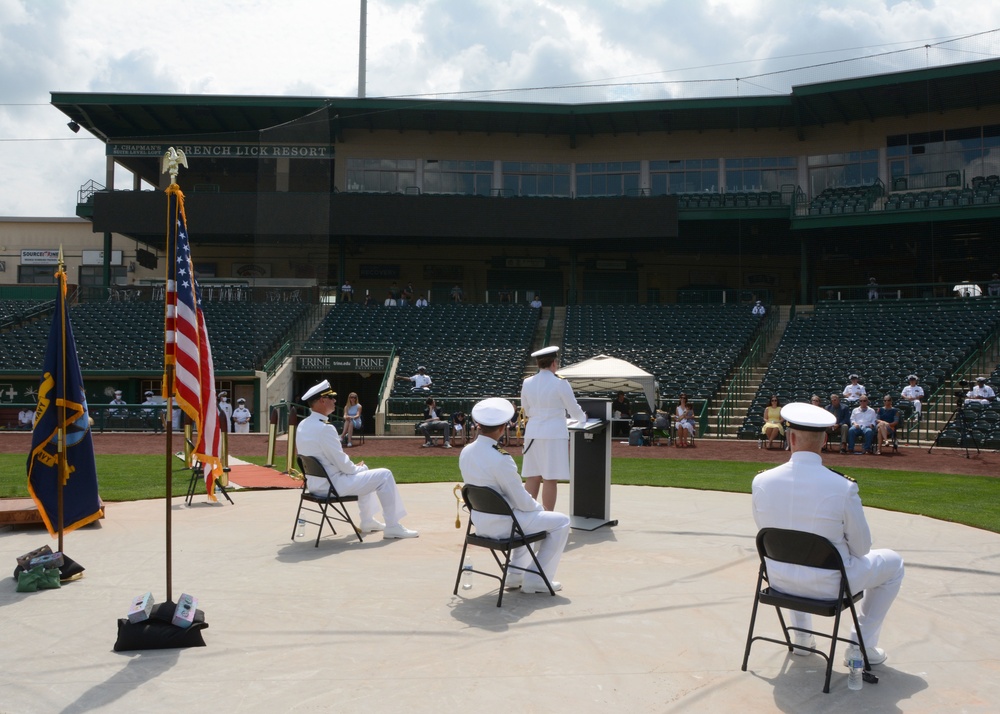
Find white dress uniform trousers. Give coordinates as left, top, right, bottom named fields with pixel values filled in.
left=752, top=451, right=904, bottom=648
left=460, top=434, right=570, bottom=589
left=296, top=411, right=406, bottom=527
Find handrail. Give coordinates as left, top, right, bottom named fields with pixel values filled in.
left=921, top=327, right=1000, bottom=441
left=715, top=310, right=778, bottom=437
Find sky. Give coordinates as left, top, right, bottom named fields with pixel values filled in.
left=2, top=0, right=1000, bottom=217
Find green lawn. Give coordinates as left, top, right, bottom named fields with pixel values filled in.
left=4, top=453, right=999, bottom=533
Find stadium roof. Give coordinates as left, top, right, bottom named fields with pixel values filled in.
left=52, top=59, right=1000, bottom=144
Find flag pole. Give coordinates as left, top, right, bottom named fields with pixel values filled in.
left=164, top=183, right=177, bottom=605
left=56, top=247, right=67, bottom=554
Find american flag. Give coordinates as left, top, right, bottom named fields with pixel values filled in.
left=165, top=184, right=221, bottom=499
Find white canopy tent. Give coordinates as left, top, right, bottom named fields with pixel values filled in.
left=557, top=354, right=658, bottom=412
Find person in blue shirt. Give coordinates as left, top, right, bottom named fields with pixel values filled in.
left=875, top=395, right=900, bottom=455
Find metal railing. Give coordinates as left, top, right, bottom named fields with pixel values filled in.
left=816, top=282, right=1000, bottom=303
left=714, top=309, right=779, bottom=437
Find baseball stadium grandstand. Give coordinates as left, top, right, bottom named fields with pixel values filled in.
left=3, top=57, right=1000, bottom=439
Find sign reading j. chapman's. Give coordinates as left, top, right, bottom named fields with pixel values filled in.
left=107, top=143, right=333, bottom=159
left=295, top=355, right=389, bottom=373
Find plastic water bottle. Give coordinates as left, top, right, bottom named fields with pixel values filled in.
left=847, top=651, right=863, bottom=691
left=296, top=519, right=305, bottom=538
left=461, top=558, right=473, bottom=590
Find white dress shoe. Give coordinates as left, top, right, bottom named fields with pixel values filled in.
left=521, top=580, right=561, bottom=594
left=503, top=575, right=523, bottom=590
left=360, top=520, right=385, bottom=532
left=382, top=524, right=419, bottom=539
left=843, top=645, right=886, bottom=666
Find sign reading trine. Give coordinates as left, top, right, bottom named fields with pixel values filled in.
left=295, top=355, right=388, bottom=373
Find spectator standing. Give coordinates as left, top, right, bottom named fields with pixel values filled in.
left=867, top=277, right=879, bottom=300
left=340, top=279, right=354, bottom=303
left=217, top=391, right=233, bottom=433
left=141, top=390, right=163, bottom=433
left=450, top=284, right=464, bottom=303
left=232, top=398, right=252, bottom=433
left=751, top=300, right=766, bottom=317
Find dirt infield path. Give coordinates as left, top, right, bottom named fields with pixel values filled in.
left=3, top=431, right=998, bottom=477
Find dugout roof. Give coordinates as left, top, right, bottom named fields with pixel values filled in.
left=52, top=59, right=1000, bottom=143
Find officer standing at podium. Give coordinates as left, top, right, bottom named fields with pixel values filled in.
left=520, top=346, right=587, bottom=511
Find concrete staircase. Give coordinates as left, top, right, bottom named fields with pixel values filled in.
left=522, top=306, right=564, bottom=380
left=708, top=306, right=791, bottom=439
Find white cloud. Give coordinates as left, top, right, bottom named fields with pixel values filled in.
left=0, top=0, right=998, bottom=216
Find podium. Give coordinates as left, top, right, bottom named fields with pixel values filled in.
left=568, top=398, right=617, bottom=531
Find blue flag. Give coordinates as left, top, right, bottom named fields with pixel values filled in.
left=27, top=267, right=102, bottom=536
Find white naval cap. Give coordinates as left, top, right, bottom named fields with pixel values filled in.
left=849, top=374, right=860, bottom=380
left=301, top=379, right=336, bottom=402
left=237, top=398, right=245, bottom=403
left=780, top=402, right=836, bottom=432
left=114, top=390, right=122, bottom=395
left=416, top=365, right=427, bottom=372
left=471, top=397, right=515, bottom=427
left=908, top=374, right=918, bottom=381
left=977, top=376, right=988, bottom=383
left=144, top=390, right=154, bottom=397
left=531, top=345, right=559, bottom=358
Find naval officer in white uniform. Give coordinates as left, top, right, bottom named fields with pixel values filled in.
left=460, top=397, right=570, bottom=593
left=296, top=380, right=418, bottom=539
left=751, top=402, right=904, bottom=666
left=520, top=346, right=588, bottom=511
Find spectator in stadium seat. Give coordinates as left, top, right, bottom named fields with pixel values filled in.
left=415, top=293, right=428, bottom=307
left=363, top=291, right=376, bottom=306
left=384, top=291, right=398, bottom=307
left=900, top=374, right=924, bottom=420
left=397, top=365, right=432, bottom=392
left=340, top=279, right=354, bottom=303
left=842, top=374, right=866, bottom=405
left=824, top=393, right=851, bottom=453
left=965, top=376, right=996, bottom=405
left=875, top=395, right=899, bottom=455
left=530, top=294, right=542, bottom=309
left=847, top=396, right=878, bottom=454
left=18, top=406, right=34, bottom=430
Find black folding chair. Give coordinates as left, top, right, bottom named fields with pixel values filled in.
left=454, top=484, right=555, bottom=607
left=293, top=455, right=363, bottom=548
left=741, top=528, right=876, bottom=693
